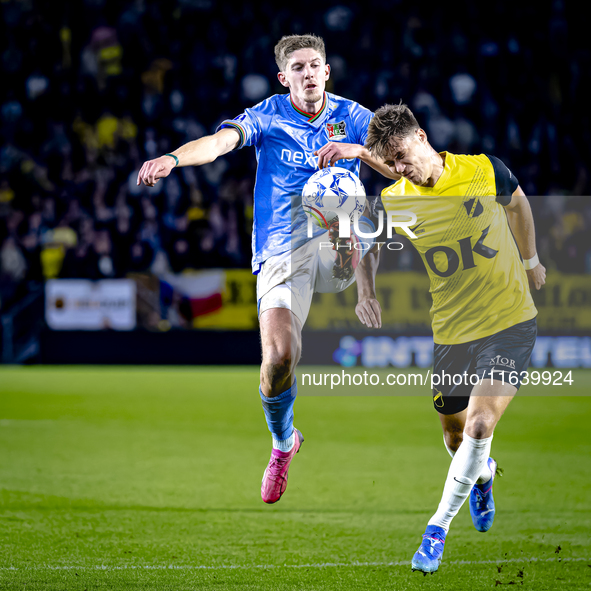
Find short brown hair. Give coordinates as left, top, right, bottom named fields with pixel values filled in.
left=365, top=103, right=420, bottom=160
left=274, top=34, right=326, bottom=71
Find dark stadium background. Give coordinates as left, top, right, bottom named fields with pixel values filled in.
left=0, top=0, right=590, bottom=364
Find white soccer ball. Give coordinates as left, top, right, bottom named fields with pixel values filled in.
left=302, top=166, right=366, bottom=228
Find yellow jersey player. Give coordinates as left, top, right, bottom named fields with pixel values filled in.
left=363, top=103, right=546, bottom=574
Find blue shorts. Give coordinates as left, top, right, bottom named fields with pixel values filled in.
left=432, top=318, right=537, bottom=415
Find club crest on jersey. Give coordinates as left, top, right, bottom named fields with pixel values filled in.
left=433, top=390, right=444, bottom=408
left=326, top=121, right=347, bottom=140
left=464, top=197, right=484, bottom=217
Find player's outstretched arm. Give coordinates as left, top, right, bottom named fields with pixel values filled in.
left=137, top=128, right=241, bottom=187
left=314, top=142, right=400, bottom=180
left=504, top=187, right=546, bottom=290
left=355, top=241, right=382, bottom=329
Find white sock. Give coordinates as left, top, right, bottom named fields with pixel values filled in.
left=429, top=433, right=493, bottom=532
left=443, top=435, right=493, bottom=485
left=273, top=430, right=295, bottom=452
left=443, top=435, right=456, bottom=458
left=476, top=459, right=493, bottom=485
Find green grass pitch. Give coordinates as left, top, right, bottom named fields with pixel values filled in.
left=1, top=366, right=590, bottom=590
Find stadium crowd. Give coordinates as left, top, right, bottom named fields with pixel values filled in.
left=1, top=0, right=590, bottom=310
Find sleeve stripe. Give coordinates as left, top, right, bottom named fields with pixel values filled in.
left=220, top=121, right=246, bottom=149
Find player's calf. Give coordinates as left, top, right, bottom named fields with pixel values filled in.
left=259, top=309, right=301, bottom=397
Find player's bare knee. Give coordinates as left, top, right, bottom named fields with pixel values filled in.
left=464, top=414, right=496, bottom=440
left=265, top=354, right=291, bottom=381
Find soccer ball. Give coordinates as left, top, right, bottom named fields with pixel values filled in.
left=302, top=167, right=366, bottom=229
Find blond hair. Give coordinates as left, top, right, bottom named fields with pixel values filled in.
left=365, top=103, right=420, bottom=160
left=274, top=34, right=326, bottom=71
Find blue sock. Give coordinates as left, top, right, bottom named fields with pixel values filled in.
left=260, top=377, right=297, bottom=441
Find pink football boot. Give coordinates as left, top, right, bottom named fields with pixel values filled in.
left=261, top=428, right=304, bottom=504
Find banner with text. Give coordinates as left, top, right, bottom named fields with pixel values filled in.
left=46, top=279, right=136, bottom=330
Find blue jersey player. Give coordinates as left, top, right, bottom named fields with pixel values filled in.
left=137, top=34, right=396, bottom=504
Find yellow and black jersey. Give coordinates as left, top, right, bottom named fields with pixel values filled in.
left=380, top=152, right=537, bottom=345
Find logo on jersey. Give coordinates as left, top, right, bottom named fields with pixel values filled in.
left=409, top=220, right=426, bottom=235
left=464, top=198, right=484, bottom=217
left=490, top=355, right=516, bottom=369
left=424, top=225, right=498, bottom=278
left=326, top=121, right=347, bottom=140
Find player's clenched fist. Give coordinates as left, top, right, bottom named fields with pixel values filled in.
left=137, top=155, right=177, bottom=187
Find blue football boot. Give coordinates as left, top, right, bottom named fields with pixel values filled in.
left=411, top=525, right=447, bottom=574
left=470, top=457, right=499, bottom=532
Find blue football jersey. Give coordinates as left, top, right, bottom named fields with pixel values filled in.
left=217, top=92, right=373, bottom=273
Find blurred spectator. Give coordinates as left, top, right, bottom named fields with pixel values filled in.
left=0, top=237, right=27, bottom=283
left=127, top=238, right=155, bottom=273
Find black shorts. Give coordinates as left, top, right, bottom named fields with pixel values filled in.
left=432, top=318, right=537, bottom=415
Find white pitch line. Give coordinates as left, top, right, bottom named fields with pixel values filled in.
left=1, top=556, right=588, bottom=572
